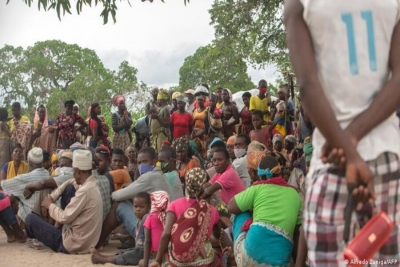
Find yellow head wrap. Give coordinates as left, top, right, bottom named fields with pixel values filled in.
left=172, top=92, right=181, bottom=100
left=157, top=89, right=169, bottom=100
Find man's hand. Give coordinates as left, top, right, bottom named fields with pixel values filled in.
left=23, top=188, right=34, bottom=200
left=346, top=155, right=375, bottom=204
left=42, top=195, right=54, bottom=209
left=321, top=130, right=358, bottom=168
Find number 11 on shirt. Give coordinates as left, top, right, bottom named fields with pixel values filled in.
left=341, top=10, right=377, bottom=75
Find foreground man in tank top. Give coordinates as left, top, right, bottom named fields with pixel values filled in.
left=284, top=0, right=400, bottom=266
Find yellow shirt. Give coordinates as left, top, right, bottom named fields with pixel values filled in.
left=216, top=102, right=224, bottom=109
left=249, top=95, right=270, bottom=122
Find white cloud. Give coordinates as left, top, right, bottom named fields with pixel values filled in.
left=0, top=0, right=279, bottom=88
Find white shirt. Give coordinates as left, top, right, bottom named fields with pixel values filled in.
left=232, top=155, right=252, bottom=188
left=301, top=0, right=400, bottom=170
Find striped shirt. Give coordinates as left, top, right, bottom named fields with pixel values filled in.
left=1, top=168, right=50, bottom=221
left=92, top=170, right=111, bottom=220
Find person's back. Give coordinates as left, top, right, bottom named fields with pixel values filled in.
left=301, top=0, right=400, bottom=165
left=237, top=184, right=301, bottom=236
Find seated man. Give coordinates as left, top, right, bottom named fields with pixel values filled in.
left=231, top=134, right=252, bottom=188
left=95, top=147, right=172, bottom=249
left=203, top=147, right=246, bottom=205
left=25, top=150, right=103, bottom=254
left=1, top=147, right=50, bottom=222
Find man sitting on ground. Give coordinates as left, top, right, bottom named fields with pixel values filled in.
left=25, top=150, right=103, bottom=254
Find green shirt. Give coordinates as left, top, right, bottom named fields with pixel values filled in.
left=235, top=184, right=302, bottom=237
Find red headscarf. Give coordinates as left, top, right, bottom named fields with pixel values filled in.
left=113, top=95, right=126, bottom=106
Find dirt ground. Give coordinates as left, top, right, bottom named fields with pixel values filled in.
left=0, top=228, right=138, bottom=267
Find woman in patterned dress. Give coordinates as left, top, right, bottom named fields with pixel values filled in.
left=150, top=168, right=222, bottom=267
left=111, top=95, right=132, bottom=152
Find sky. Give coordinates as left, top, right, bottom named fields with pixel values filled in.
left=0, top=0, right=280, bottom=89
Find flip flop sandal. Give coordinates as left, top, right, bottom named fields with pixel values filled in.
left=27, top=238, right=43, bottom=250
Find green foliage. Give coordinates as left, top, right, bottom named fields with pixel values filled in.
left=179, top=43, right=255, bottom=93
left=0, top=40, right=140, bottom=120
left=209, top=0, right=291, bottom=70
left=13, top=0, right=190, bottom=24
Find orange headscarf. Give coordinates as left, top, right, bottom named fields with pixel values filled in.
left=110, top=169, right=131, bottom=190
left=247, top=151, right=266, bottom=170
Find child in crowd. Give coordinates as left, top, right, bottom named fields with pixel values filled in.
left=249, top=110, right=274, bottom=148
left=139, top=191, right=170, bottom=267
left=0, top=190, right=26, bottom=243
left=91, top=192, right=151, bottom=265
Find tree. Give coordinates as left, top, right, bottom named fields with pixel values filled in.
left=0, top=40, right=142, bottom=119
left=12, top=0, right=190, bottom=24
left=179, top=43, right=255, bottom=93
left=209, top=0, right=290, bottom=70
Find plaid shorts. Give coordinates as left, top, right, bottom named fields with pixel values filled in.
left=304, top=152, right=400, bottom=266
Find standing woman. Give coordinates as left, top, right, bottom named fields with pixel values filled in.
left=239, top=92, right=253, bottom=135
left=150, top=89, right=171, bottom=153
left=89, top=102, right=104, bottom=149
left=221, top=88, right=239, bottom=139
left=0, top=108, right=13, bottom=169
left=204, top=94, right=224, bottom=149
left=31, top=105, right=57, bottom=154
left=55, top=100, right=87, bottom=149
left=170, top=94, right=193, bottom=141
left=112, top=95, right=133, bottom=152
left=192, top=89, right=209, bottom=156
left=8, top=102, right=31, bottom=157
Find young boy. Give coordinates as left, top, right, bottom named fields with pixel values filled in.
left=249, top=110, right=274, bottom=149
left=91, top=192, right=151, bottom=265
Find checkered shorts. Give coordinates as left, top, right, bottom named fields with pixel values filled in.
left=304, top=152, right=400, bottom=267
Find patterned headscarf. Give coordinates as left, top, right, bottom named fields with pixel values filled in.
left=272, top=134, right=284, bottom=145
left=157, top=89, right=169, bottom=100
left=173, top=137, right=189, bottom=152
left=150, top=191, right=170, bottom=226
left=185, top=167, right=207, bottom=199
left=113, top=95, right=126, bottom=106
left=247, top=151, right=266, bottom=170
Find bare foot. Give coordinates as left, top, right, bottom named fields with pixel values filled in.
left=220, top=229, right=236, bottom=266
left=7, top=235, right=16, bottom=243
left=90, top=247, right=107, bottom=264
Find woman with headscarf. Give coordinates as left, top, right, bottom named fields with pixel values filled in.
left=141, top=191, right=170, bottom=267
left=221, top=88, right=239, bottom=139
left=8, top=102, right=31, bottom=157
left=192, top=94, right=208, bottom=155
left=170, top=92, right=181, bottom=114
left=112, top=95, right=133, bottom=152
left=150, top=168, right=222, bottom=267
left=272, top=100, right=293, bottom=138
left=0, top=108, right=13, bottom=169
left=170, top=94, right=193, bottom=140
left=31, top=105, right=57, bottom=154
left=150, top=89, right=171, bottom=153
left=193, top=85, right=210, bottom=109
left=272, top=134, right=284, bottom=153
left=246, top=150, right=267, bottom=184
left=204, top=94, right=224, bottom=149
left=227, top=155, right=305, bottom=267
left=173, top=137, right=201, bottom=183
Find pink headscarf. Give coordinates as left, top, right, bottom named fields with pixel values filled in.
left=34, top=105, right=49, bottom=130
left=113, top=95, right=126, bottom=106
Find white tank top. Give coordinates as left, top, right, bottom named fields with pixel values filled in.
left=299, top=0, right=400, bottom=168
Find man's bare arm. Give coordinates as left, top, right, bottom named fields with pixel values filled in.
left=346, top=21, right=400, bottom=141
left=283, top=0, right=355, bottom=155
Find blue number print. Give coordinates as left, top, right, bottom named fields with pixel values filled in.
left=341, top=10, right=377, bottom=75
left=341, top=13, right=359, bottom=75
left=361, top=11, right=377, bottom=72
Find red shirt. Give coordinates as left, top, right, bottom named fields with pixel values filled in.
left=249, top=126, right=271, bottom=148
left=170, top=112, right=193, bottom=139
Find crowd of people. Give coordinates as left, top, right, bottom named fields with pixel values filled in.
left=2, top=1, right=400, bottom=266
left=0, top=79, right=312, bottom=267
